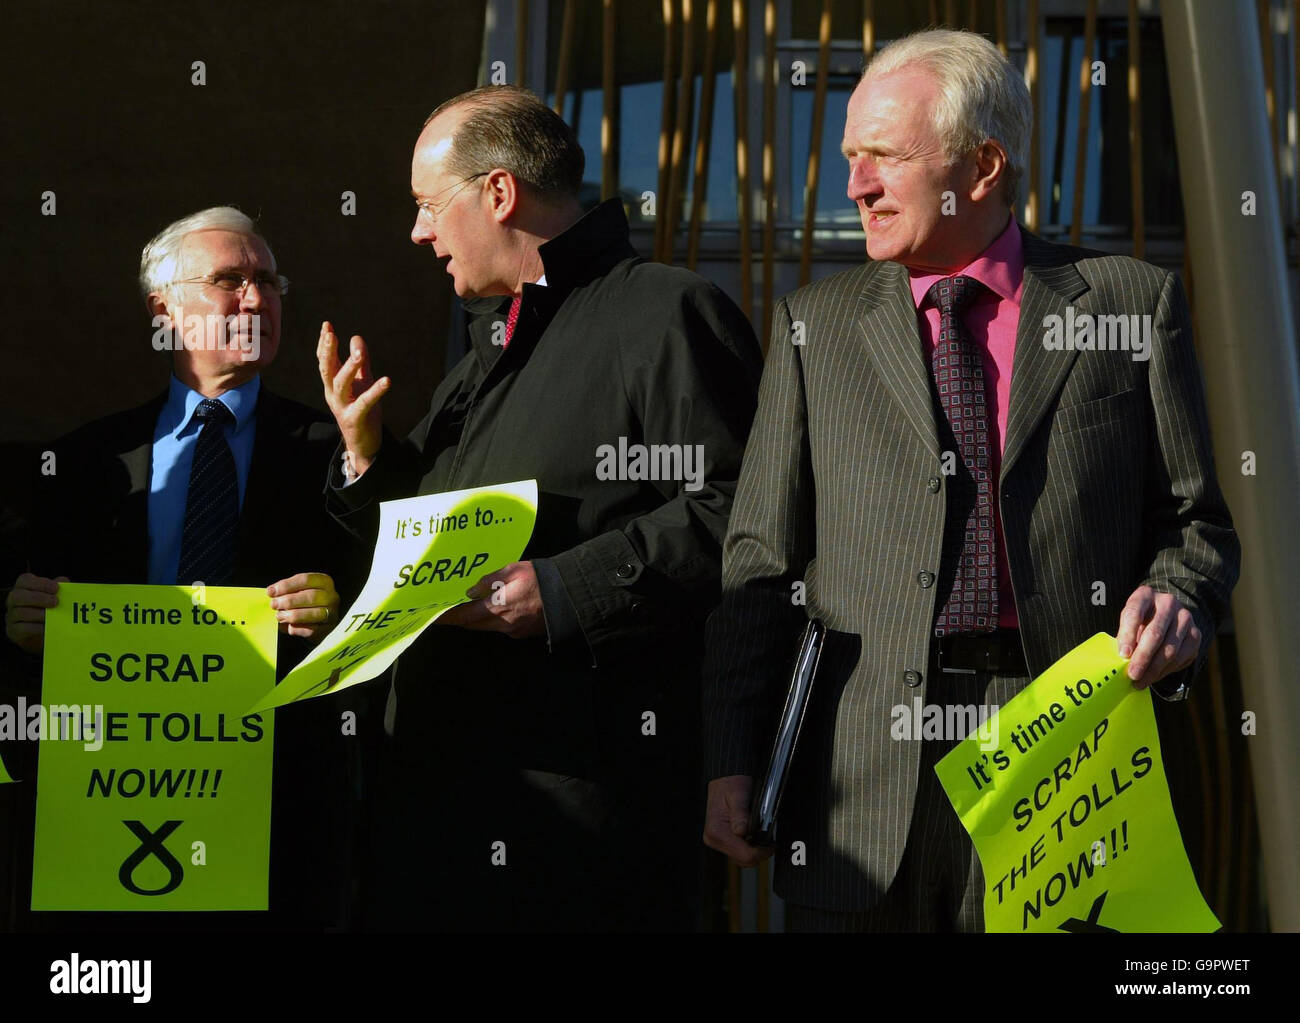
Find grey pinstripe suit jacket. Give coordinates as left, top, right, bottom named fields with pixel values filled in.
left=702, top=226, right=1240, bottom=911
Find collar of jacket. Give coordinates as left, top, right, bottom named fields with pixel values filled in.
left=466, top=198, right=638, bottom=373
left=536, top=196, right=639, bottom=291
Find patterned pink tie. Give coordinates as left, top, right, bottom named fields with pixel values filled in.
left=503, top=296, right=522, bottom=348
left=929, top=275, right=997, bottom=636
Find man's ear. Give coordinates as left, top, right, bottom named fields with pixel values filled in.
left=486, top=167, right=520, bottom=223
left=146, top=291, right=173, bottom=325
left=146, top=290, right=183, bottom=363
left=969, top=139, right=1009, bottom=204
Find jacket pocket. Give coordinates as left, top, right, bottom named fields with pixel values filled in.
left=1052, top=388, right=1138, bottom=434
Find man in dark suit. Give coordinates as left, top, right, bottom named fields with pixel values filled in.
left=317, top=85, right=762, bottom=931
left=2, top=206, right=362, bottom=930
left=702, top=29, right=1240, bottom=931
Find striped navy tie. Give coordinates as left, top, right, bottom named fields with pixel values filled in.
left=176, top=398, right=239, bottom=585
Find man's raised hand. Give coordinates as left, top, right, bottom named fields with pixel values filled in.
left=317, top=321, right=390, bottom=477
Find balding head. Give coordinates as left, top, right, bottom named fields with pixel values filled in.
left=424, top=85, right=585, bottom=206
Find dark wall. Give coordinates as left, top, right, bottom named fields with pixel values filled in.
left=1, top=0, right=486, bottom=451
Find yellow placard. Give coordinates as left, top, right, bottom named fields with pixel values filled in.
left=935, top=633, right=1219, bottom=932
left=32, top=583, right=277, bottom=910
left=251, top=479, right=538, bottom=712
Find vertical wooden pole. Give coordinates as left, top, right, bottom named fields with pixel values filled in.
left=665, top=0, right=698, bottom=265
left=1259, top=0, right=1276, bottom=132
left=656, top=0, right=679, bottom=262
left=1070, top=0, right=1098, bottom=245
left=1026, top=0, right=1040, bottom=230
left=1258, top=0, right=1284, bottom=205
left=1293, top=0, right=1300, bottom=235
left=553, top=0, right=577, bottom=117
left=761, top=0, right=776, bottom=349
left=799, top=0, right=833, bottom=286
left=688, top=0, right=720, bottom=269
left=734, top=0, right=754, bottom=319
left=602, top=0, right=617, bottom=201
left=1127, top=0, right=1145, bottom=258
left=515, top=0, right=529, bottom=85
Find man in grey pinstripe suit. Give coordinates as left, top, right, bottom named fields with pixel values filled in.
left=702, top=29, right=1239, bottom=931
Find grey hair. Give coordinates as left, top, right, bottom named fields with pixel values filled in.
left=863, top=29, right=1032, bottom=208
left=138, top=206, right=270, bottom=301
left=424, top=85, right=585, bottom=202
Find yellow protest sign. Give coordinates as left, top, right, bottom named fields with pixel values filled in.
left=32, top=583, right=277, bottom=910
left=251, top=479, right=538, bottom=712
left=935, top=632, right=1219, bottom=932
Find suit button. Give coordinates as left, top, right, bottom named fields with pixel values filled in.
left=917, top=571, right=934, bottom=588
left=615, top=563, right=636, bottom=579
left=927, top=476, right=941, bottom=493
left=904, top=669, right=923, bottom=688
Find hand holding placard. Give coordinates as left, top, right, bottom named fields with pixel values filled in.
left=250, top=479, right=538, bottom=712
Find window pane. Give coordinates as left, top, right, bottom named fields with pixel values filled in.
left=790, top=83, right=857, bottom=224
left=546, top=2, right=739, bottom=225
left=1042, top=16, right=1182, bottom=231
left=682, top=71, right=739, bottom=222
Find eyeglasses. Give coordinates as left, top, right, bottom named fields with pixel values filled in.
left=169, top=270, right=290, bottom=296
left=414, top=172, right=487, bottom=222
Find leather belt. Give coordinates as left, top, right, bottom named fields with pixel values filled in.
left=936, top=629, right=1027, bottom=675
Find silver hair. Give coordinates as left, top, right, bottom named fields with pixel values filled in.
left=138, top=206, right=271, bottom=301
left=863, top=29, right=1032, bottom=208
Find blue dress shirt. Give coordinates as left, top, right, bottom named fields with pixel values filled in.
left=147, top=375, right=260, bottom=584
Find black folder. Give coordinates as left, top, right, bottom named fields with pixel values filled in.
left=748, top=618, right=825, bottom=847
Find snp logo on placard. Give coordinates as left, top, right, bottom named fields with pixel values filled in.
left=49, top=954, right=151, bottom=1004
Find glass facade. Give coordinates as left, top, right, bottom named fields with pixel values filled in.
left=531, top=1, right=1185, bottom=250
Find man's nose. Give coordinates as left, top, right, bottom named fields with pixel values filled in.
left=411, top=211, right=435, bottom=246
left=847, top=156, right=880, bottom=202
left=238, top=280, right=267, bottom=311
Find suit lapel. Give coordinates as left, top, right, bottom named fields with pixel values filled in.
left=105, top=395, right=167, bottom=584
left=114, top=417, right=155, bottom=583
left=856, top=260, right=940, bottom=458
left=1000, top=229, right=1091, bottom=481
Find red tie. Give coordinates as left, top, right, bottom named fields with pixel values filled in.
left=503, top=296, right=522, bottom=348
